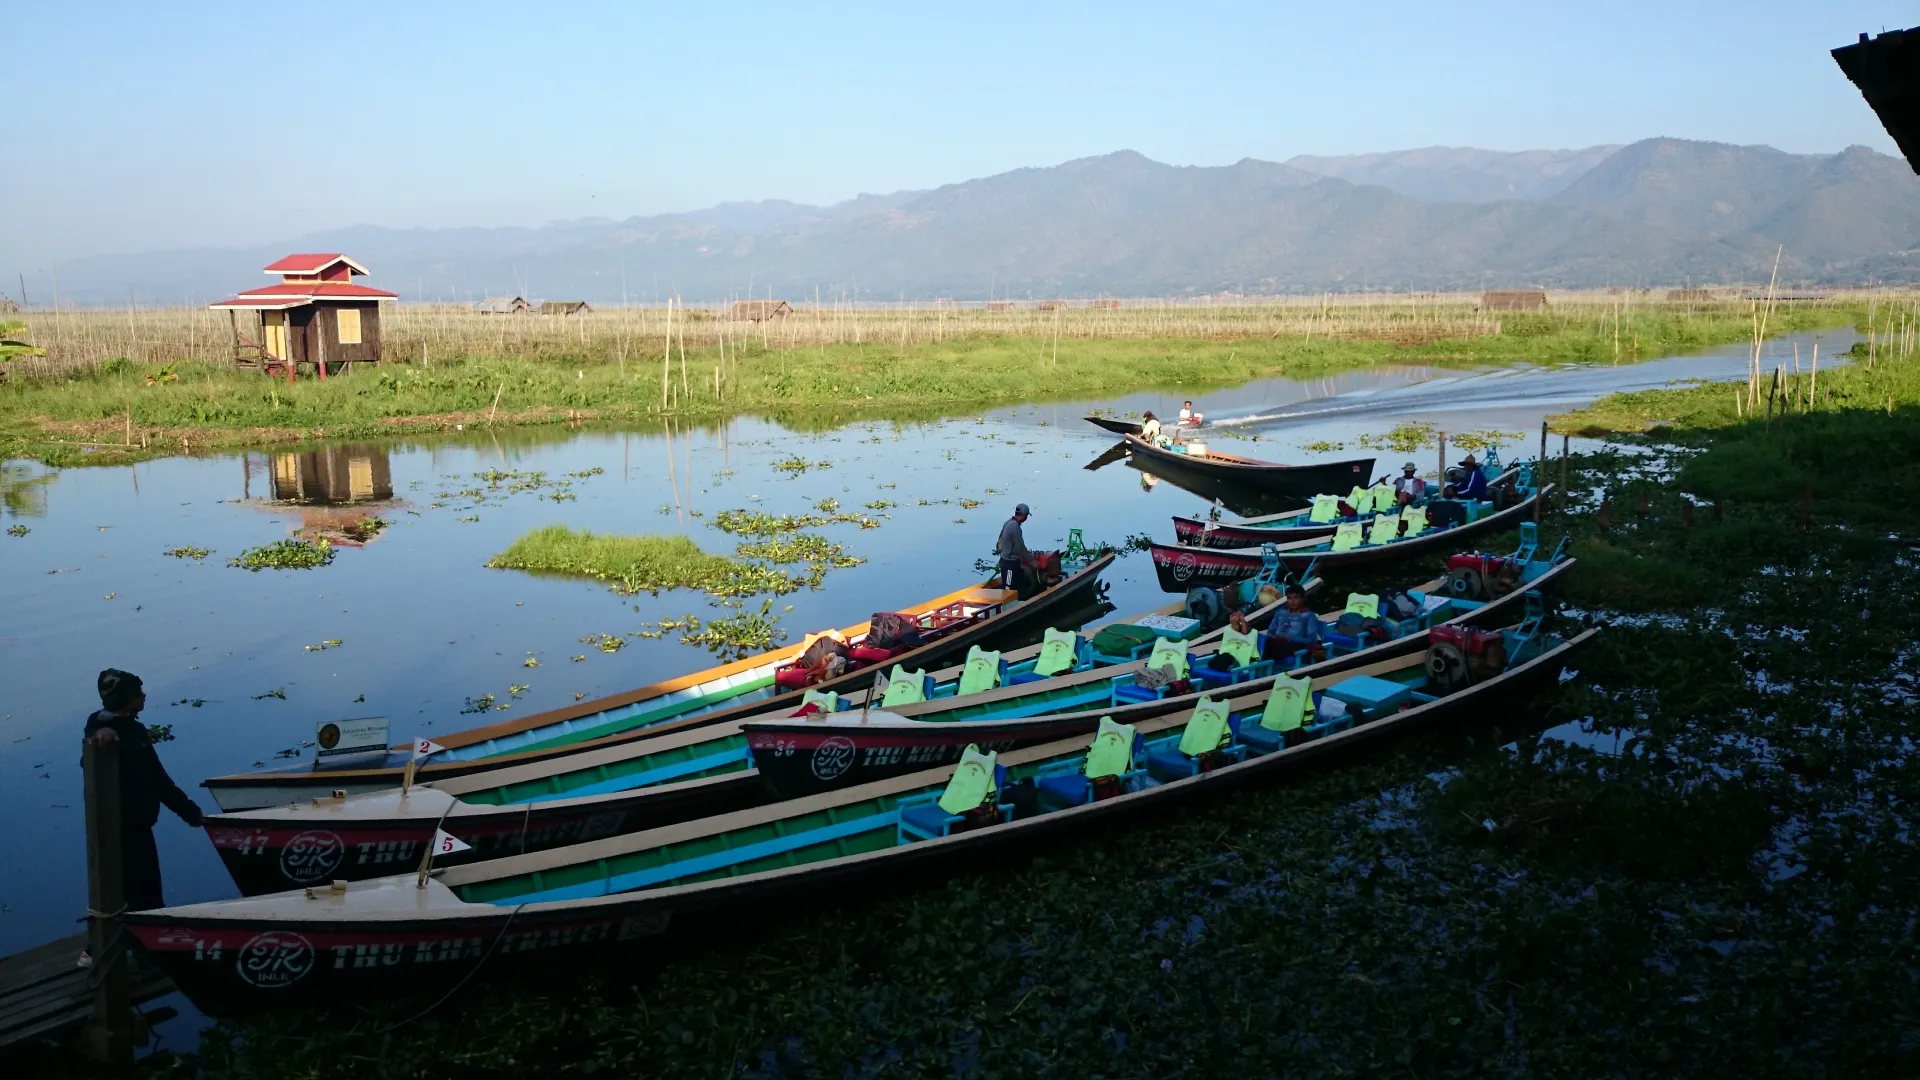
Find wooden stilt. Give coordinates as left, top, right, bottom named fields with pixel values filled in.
left=79, top=738, right=132, bottom=1066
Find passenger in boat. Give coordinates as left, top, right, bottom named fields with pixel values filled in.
left=1393, top=462, right=1427, bottom=505
left=1179, top=401, right=1203, bottom=426
left=1263, top=584, right=1327, bottom=660
left=994, top=503, right=1032, bottom=590
left=82, top=669, right=205, bottom=910
left=1139, top=411, right=1162, bottom=443
left=1444, top=454, right=1488, bottom=501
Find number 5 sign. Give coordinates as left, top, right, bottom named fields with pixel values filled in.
left=431, top=829, right=472, bottom=856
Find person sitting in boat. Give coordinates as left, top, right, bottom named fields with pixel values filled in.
left=1444, top=454, right=1489, bottom=501
left=994, top=503, right=1033, bottom=590
left=1261, top=584, right=1327, bottom=661
left=1393, top=462, right=1427, bottom=505
left=1178, top=401, right=1203, bottom=426
left=1139, top=411, right=1163, bottom=444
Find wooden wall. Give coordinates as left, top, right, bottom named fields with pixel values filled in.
left=288, top=303, right=383, bottom=367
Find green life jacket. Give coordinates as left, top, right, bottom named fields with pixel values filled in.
left=1330, top=521, right=1365, bottom=552
left=1259, top=674, right=1316, bottom=732
left=1345, top=592, right=1380, bottom=619
left=881, top=666, right=928, bottom=707
left=1369, top=483, right=1399, bottom=515
left=801, top=689, right=840, bottom=714
left=956, top=646, right=1004, bottom=696
left=1309, top=493, right=1341, bottom=523
left=1217, top=626, right=1259, bottom=668
left=1083, top=716, right=1138, bottom=779
left=1145, top=638, right=1190, bottom=679
left=1365, top=514, right=1400, bottom=546
left=935, top=744, right=999, bottom=815
left=1399, top=504, right=1428, bottom=536
left=1177, top=696, right=1233, bottom=757
left=1032, top=629, right=1080, bottom=678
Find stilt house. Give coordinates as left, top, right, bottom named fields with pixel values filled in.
left=210, top=254, right=396, bottom=375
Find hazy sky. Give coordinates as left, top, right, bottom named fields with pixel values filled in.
left=2, top=1, right=1911, bottom=277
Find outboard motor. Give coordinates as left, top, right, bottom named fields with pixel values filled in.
left=1184, top=586, right=1228, bottom=631
left=1426, top=624, right=1508, bottom=691
left=1446, top=553, right=1521, bottom=600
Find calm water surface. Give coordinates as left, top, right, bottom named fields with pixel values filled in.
left=0, top=326, right=1854, bottom=1047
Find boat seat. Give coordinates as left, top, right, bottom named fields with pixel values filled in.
left=1238, top=673, right=1316, bottom=755
left=897, top=745, right=1012, bottom=843
left=1036, top=717, right=1144, bottom=809
left=848, top=645, right=894, bottom=666
left=1145, top=696, right=1244, bottom=781
left=1190, top=656, right=1274, bottom=691
left=1323, top=674, right=1412, bottom=720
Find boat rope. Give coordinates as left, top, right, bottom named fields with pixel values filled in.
left=517, top=799, right=534, bottom=854
left=368, top=901, right=528, bottom=1034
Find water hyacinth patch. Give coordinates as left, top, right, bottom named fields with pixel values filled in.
left=229, top=538, right=333, bottom=571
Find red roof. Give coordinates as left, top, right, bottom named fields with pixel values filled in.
left=208, top=282, right=397, bottom=311
left=262, top=253, right=368, bottom=276
left=235, top=282, right=397, bottom=299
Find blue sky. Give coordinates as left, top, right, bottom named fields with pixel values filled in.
left=2, top=1, right=1912, bottom=273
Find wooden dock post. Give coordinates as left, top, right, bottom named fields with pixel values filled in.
left=1538, top=420, right=1548, bottom=468
left=1436, top=432, right=1446, bottom=493
left=79, top=737, right=132, bottom=1066
left=1558, top=435, right=1569, bottom=513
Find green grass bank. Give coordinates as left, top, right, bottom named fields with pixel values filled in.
left=1, top=304, right=1854, bottom=467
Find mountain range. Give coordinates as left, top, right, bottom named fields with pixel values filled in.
left=36, top=138, right=1920, bottom=305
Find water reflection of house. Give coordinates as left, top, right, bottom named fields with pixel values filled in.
left=270, top=446, right=394, bottom=504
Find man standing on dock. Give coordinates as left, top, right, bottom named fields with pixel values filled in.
left=83, top=669, right=205, bottom=910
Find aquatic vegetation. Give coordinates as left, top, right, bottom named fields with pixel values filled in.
left=681, top=599, right=787, bottom=659
left=567, top=467, right=605, bottom=479
left=863, top=499, right=897, bottom=511
left=571, top=654, right=586, bottom=663
left=771, top=454, right=831, bottom=476
left=302, top=639, right=343, bottom=652
left=163, top=545, right=212, bottom=559
left=507, top=683, right=530, bottom=697
left=144, top=723, right=174, bottom=743
left=228, top=539, right=334, bottom=571
left=813, top=497, right=840, bottom=513
left=523, top=656, right=541, bottom=668
left=459, top=694, right=496, bottom=714
left=958, top=498, right=982, bottom=509
left=7, top=524, right=28, bottom=536
left=491, top=526, right=799, bottom=597
left=1450, top=428, right=1521, bottom=453
left=1302, top=439, right=1345, bottom=453
left=1358, top=421, right=1438, bottom=454
left=337, top=517, right=388, bottom=543
left=581, top=633, right=625, bottom=654
left=710, top=508, right=874, bottom=536
left=249, top=687, right=286, bottom=701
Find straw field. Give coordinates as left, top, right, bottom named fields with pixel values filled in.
left=1, top=290, right=1896, bottom=381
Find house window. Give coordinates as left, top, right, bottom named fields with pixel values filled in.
left=337, top=307, right=362, bottom=344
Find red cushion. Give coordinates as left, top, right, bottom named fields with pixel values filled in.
left=848, top=646, right=893, bottom=665
left=774, top=667, right=812, bottom=690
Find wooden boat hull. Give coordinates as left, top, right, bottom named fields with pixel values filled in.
left=1122, top=434, right=1376, bottom=500
left=203, top=555, right=1116, bottom=811
left=742, top=557, right=1572, bottom=796
left=1150, top=487, right=1549, bottom=591
left=1171, top=513, right=1344, bottom=548
left=1083, top=415, right=1202, bottom=437
left=126, top=629, right=1596, bottom=1011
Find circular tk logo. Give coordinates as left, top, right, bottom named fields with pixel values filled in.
left=279, top=829, right=345, bottom=884
left=1171, top=551, right=1198, bottom=583
left=236, top=931, right=315, bottom=989
left=810, top=736, right=857, bottom=782
left=316, top=723, right=342, bottom=751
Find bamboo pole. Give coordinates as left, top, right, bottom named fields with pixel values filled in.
left=80, top=737, right=132, bottom=1066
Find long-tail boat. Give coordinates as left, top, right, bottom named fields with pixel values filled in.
left=127, top=621, right=1596, bottom=1010
left=203, top=572, right=1324, bottom=893
left=1115, top=433, right=1376, bottom=500
left=1150, top=484, right=1550, bottom=590
left=1172, top=466, right=1524, bottom=549
left=203, top=554, right=1115, bottom=812
left=741, top=565, right=1571, bottom=795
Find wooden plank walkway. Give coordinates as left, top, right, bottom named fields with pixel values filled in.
left=0, top=932, right=174, bottom=1051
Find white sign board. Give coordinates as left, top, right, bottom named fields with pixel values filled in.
left=1420, top=593, right=1452, bottom=615
left=1134, top=614, right=1202, bottom=633
left=315, top=716, right=391, bottom=760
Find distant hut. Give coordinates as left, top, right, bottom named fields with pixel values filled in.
left=0, top=298, right=20, bottom=315
left=475, top=296, right=531, bottom=315
left=539, top=300, right=592, bottom=316
left=731, top=299, right=792, bottom=321
left=1666, top=289, right=1716, bottom=302
left=209, top=253, right=396, bottom=377
left=1480, top=290, right=1548, bottom=311
left=987, top=301, right=1016, bottom=313
left=1035, top=299, right=1064, bottom=311
left=1085, top=299, right=1120, bottom=310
